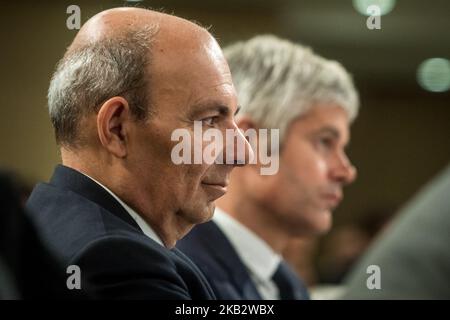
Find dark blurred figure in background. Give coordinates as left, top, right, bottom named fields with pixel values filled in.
left=0, top=170, right=80, bottom=299
left=342, top=163, right=450, bottom=299
left=284, top=209, right=393, bottom=299
left=0, top=170, right=20, bottom=299
left=316, top=224, right=371, bottom=285
left=316, top=208, right=393, bottom=286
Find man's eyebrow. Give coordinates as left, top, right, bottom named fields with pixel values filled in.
left=313, top=125, right=351, bottom=146
left=314, top=126, right=340, bottom=139
left=190, top=101, right=240, bottom=117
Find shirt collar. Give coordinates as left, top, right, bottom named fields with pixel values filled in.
left=82, top=173, right=165, bottom=247
left=213, top=207, right=281, bottom=282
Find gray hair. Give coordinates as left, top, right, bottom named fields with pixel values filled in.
left=47, top=25, right=158, bottom=147
left=224, top=35, right=359, bottom=141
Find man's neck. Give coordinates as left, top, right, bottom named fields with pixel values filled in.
left=62, top=150, right=196, bottom=249
left=61, top=155, right=182, bottom=249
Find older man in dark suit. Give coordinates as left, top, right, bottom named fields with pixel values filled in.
left=26, top=7, right=251, bottom=299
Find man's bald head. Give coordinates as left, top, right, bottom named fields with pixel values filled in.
left=68, top=8, right=209, bottom=54
left=48, top=7, right=214, bottom=147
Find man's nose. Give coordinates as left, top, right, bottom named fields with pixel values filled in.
left=223, top=124, right=254, bottom=167
left=330, top=152, right=357, bottom=185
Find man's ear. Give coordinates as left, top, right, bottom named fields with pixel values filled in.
left=96, top=96, right=130, bottom=158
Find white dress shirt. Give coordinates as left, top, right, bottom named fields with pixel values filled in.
left=213, top=207, right=282, bottom=299
left=82, top=173, right=165, bottom=247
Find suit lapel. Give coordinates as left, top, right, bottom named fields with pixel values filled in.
left=195, top=221, right=262, bottom=299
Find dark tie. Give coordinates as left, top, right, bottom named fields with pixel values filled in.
left=272, top=262, right=310, bottom=300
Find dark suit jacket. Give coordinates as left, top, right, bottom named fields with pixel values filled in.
left=177, top=220, right=309, bottom=300
left=26, top=165, right=215, bottom=300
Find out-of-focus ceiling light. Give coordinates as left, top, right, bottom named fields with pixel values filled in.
left=353, top=0, right=396, bottom=16
left=417, top=58, right=450, bottom=93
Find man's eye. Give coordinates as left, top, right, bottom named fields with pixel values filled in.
left=317, top=136, right=334, bottom=149
left=202, top=116, right=219, bottom=126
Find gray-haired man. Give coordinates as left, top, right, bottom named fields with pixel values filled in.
left=178, top=35, right=359, bottom=300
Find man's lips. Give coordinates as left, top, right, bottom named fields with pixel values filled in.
left=322, top=192, right=343, bottom=207
left=201, top=178, right=229, bottom=188
left=201, top=181, right=228, bottom=198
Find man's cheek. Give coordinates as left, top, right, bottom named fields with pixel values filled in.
left=314, top=158, right=329, bottom=178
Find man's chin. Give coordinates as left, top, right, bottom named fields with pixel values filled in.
left=188, top=201, right=216, bottom=224
left=204, top=202, right=216, bottom=221
left=303, top=209, right=333, bottom=236
left=175, top=204, right=215, bottom=241
left=316, top=209, right=333, bottom=233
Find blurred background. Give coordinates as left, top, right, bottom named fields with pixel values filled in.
left=1, top=0, right=449, bottom=288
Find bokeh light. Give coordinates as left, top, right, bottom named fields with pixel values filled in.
left=417, top=58, right=450, bottom=93
left=353, top=0, right=397, bottom=16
